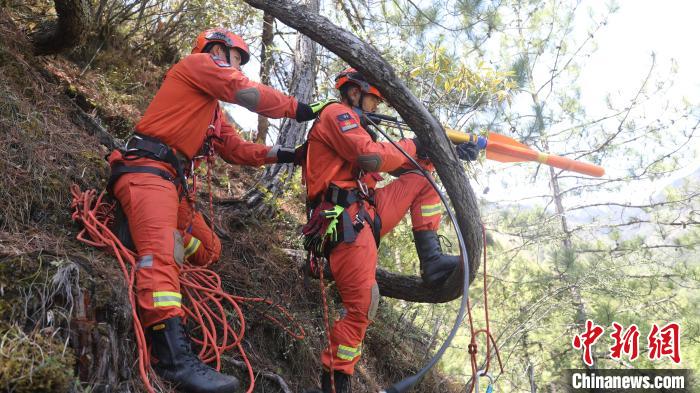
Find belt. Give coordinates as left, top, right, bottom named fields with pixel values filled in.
left=107, top=133, right=190, bottom=195
left=308, top=184, right=381, bottom=248
left=319, top=184, right=374, bottom=209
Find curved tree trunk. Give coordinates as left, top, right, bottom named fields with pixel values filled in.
left=31, top=0, right=90, bottom=55
left=245, top=0, right=319, bottom=216
left=243, top=0, right=483, bottom=303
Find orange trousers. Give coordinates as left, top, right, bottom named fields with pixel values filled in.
left=321, top=172, right=442, bottom=375
left=111, top=162, right=221, bottom=327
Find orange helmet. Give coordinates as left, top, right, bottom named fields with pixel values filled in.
left=334, top=68, right=383, bottom=100
left=192, top=28, right=250, bottom=65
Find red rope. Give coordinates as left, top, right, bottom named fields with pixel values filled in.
left=70, top=185, right=304, bottom=393
left=466, top=223, right=503, bottom=392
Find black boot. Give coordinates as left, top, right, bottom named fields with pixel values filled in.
left=304, top=370, right=351, bottom=393
left=414, top=230, right=460, bottom=287
left=149, top=317, right=240, bottom=393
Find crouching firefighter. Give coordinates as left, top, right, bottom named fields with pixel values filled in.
left=300, top=68, right=480, bottom=393
left=106, top=28, right=325, bottom=393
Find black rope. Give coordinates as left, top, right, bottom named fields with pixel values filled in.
left=361, top=114, right=472, bottom=393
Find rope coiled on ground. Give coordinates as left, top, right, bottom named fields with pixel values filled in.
left=70, top=185, right=304, bottom=393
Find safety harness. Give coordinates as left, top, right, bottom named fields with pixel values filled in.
left=303, top=183, right=382, bottom=258
left=301, top=103, right=382, bottom=259
left=106, top=133, right=207, bottom=251
left=107, top=133, right=190, bottom=195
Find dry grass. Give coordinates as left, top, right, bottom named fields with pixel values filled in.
left=210, top=205, right=462, bottom=392
left=0, top=11, right=108, bottom=235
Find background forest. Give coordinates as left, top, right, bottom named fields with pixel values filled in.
left=228, top=0, right=700, bottom=388
left=0, top=0, right=698, bottom=392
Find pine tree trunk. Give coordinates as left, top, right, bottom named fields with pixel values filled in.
left=243, top=0, right=483, bottom=303
left=255, top=12, right=275, bottom=144
left=31, top=0, right=90, bottom=55
left=245, top=0, right=319, bottom=216
left=520, top=311, right=538, bottom=393
left=548, top=164, right=595, bottom=369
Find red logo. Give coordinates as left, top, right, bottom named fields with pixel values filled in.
left=648, top=322, right=681, bottom=363
left=572, top=321, right=681, bottom=365
left=572, top=319, right=604, bottom=366
left=609, top=322, right=640, bottom=361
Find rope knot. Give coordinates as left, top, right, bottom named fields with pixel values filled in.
left=468, top=343, right=478, bottom=355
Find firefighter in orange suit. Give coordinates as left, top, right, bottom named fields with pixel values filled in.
left=107, top=28, right=323, bottom=393
left=302, top=68, right=479, bottom=393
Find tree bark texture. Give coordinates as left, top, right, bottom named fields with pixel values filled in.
left=255, top=12, right=275, bottom=144
left=31, top=0, right=90, bottom=55
left=242, top=0, right=482, bottom=303
left=245, top=0, right=319, bottom=216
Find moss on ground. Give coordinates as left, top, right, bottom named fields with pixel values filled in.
left=0, top=324, right=76, bottom=393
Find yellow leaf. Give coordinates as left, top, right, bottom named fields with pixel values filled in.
left=410, top=67, right=422, bottom=77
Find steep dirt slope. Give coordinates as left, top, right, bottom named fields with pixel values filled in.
left=0, top=9, right=461, bottom=393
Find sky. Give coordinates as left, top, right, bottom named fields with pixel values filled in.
left=478, top=0, right=700, bottom=205
left=580, top=0, right=700, bottom=106
left=227, top=0, right=700, bottom=205
left=578, top=0, right=700, bottom=193
left=592, top=1, right=700, bottom=192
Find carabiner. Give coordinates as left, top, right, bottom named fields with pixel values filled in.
left=356, top=178, right=369, bottom=198
left=472, top=369, right=494, bottom=393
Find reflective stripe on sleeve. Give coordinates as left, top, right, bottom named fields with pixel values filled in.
left=420, top=203, right=442, bottom=217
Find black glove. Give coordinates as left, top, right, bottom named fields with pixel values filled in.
left=293, top=142, right=307, bottom=165
left=456, top=142, right=480, bottom=161
left=411, top=137, right=429, bottom=159
left=295, top=103, right=315, bottom=122
left=275, top=143, right=307, bottom=165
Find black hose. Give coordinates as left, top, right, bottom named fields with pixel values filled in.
left=362, top=115, right=471, bottom=393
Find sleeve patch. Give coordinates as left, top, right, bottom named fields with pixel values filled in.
left=210, top=54, right=231, bottom=68
left=337, top=113, right=359, bottom=132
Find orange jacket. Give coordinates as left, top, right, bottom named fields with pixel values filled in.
left=303, top=102, right=417, bottom=202
left=135, top=53, right=299, bottom=161
left=212, top=116, right=277, bottom=166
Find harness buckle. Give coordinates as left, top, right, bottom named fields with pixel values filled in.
left=356, top=179, right=369, bottom=199
left=125, top=134, right=142, bottom=152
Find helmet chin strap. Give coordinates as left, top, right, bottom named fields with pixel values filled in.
left=351, top=105, right=364, bottom=117
left=201, top=42, right=231, bottom=64
left=351, top=98, right=367, bottom=127
left=351, top=99, right=379, bottom=142
left=351, top=94, right=365, bottom=122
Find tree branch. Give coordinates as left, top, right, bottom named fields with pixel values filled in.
left=242, top=0, right=482, bottom=302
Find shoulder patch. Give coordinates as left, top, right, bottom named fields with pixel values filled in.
left=209, top=54, right=231, bottom=68
left=337, top=113, right=352, bottom=121
left=336, top=112, right=359, bottom=132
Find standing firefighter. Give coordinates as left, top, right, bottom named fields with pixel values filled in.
left=301, top=68, right=479, bottom=393
left=107, top=28, right=320, bottom=393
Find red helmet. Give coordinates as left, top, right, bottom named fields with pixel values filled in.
left=192, top=28, right=250, bottom=65
left=335, top=68, right=383, bottom=100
